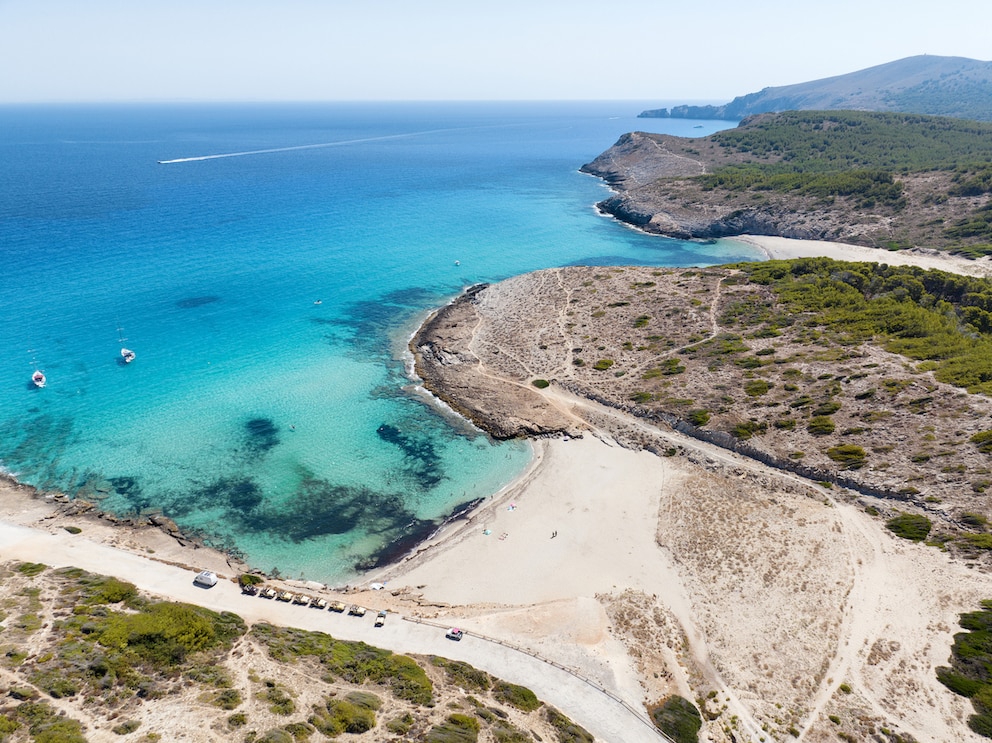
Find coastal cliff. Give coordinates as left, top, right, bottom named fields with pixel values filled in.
left=580, top=129, right=888, bottom=244
left=581, top=111, right=992, bottom=254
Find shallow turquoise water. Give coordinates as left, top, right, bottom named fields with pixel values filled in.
left=0, top=102, right=758, bottom=583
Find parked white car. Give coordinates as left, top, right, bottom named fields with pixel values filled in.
left=193, top=570, right=218, bottom=587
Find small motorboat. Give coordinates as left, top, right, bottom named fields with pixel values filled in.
left=32, top=370, right=46, bottom=388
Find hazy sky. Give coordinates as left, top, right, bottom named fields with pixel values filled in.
left=1, top=0, right=989, bottom=103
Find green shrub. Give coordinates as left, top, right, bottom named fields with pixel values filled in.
left=12, top=702, right=86, bottom=743
left=960, top=534, right=992, bottom=550
left=85, top=576, right=139, bottom=605
left=64, top=525, right=82, bottom=535
left=283, top=721, right=316, bottom=740
left=310, top=698, right=375, bottom=735
left=743, top=379, right=772, bottom=397
left=825, top=444, right=867, bottom=469
left=15, top=562, right=47, bottom=577
left=251, top=624, right=433, bottom=705
left=813, top=400, right=841, bottom=416
left=238, top=573, right=264, bottom=587
left=593, top=359, right=615, bottom=371
left=344, top=691, right=382, bottom=710
left=807, top=416, right=836, bottom=435
left=228, top=712, right=248, bottom=728
left=937, top=600, right=992, bottom=738
left=493, top=680, right=541, bottom=712
left=972, top=430, right=992, bottom=454
left=98, top=602, right=230, bottom=665
left=774, top=417, right=796, bottom=430
left=731, top=420, right=766, bottom=439
left=886, top=513, right=932, bottom=542
left=112, top=719, right=141, bottom=735
left=30, top=671, right=78, bottom=699
left=212, top=688, right=242, bottom=710
left=650, top=695, right=702, bottom=743
left=431, top=657, right=491, bottom=692
left=962, top=512, right=990, bottom=529
left=531, top=379, right=550, bottom=389
left=685, top=409, right=710, bottom=426
left=257, top=730, right=294, bottom=743
left=490, top=720, right=530, bottom=742
left=0, top=715, right=20, bottom=735
left=426, top=713, right=479, bottom=743
left=386, top=713, right=415, bottom=734
left=544, top=707, right=594, bottom=743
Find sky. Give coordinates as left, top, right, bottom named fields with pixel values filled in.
left=1, top=0, right=990, bottom=103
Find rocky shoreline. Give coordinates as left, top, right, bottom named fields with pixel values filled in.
left=406, top=262, right=992, bottom=540
left=579, top=130, right=883, bottom=245
left=409, top=283, right=580, bottom=439
left=580, top=126, right=992, bottom=252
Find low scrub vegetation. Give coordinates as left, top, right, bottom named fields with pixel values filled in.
left=739, top=258, right=992, bottom=394
left=650, top=695, right=702, bottom=743
left=938, top=600, right=992, bottom=737
left=825, top=444, right=868, bottom=470
left=252, top=623, right=433, bottom=704
left=886, top=513, right=933, bottom=542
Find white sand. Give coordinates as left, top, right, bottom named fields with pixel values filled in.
left=734, top=234, right=992, bottom=278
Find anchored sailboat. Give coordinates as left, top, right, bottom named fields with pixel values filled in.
left=117, top=325, right=136, bottom=364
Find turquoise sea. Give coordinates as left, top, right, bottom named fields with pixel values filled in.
left=0, top=102, right=758, bottom=583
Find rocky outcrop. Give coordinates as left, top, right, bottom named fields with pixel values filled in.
left=580, top=127, right=947, bottom=247
left=411, top=286, right=578, bottom=440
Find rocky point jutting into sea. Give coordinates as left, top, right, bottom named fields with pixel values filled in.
left=411, top=261, right=992, bottom=523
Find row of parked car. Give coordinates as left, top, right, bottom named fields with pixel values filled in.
left=240, top=580, right=389, bottom=626
left=196, top=571, right=464, bottom=639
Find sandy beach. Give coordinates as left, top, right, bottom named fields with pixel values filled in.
left=4, top=236, right=992, bottom=741
left=733, top=233, right=992, bottom=278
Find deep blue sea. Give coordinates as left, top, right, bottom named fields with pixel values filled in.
left=0, top=101, right=757, bottom=583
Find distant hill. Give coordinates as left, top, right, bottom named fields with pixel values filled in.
left=641, top=55, right=992, bottom=122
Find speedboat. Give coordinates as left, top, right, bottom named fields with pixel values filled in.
left=31, top=370, right=46, bottom=388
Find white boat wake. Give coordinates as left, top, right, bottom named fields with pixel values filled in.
left=157, top=128, right=457, bottom=164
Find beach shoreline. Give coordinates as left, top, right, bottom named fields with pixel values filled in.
left=729, top=233, right=992, bottom=277
left=6, top=234, right=988, bottom=590
left=4, top=236, right=992, bottom=740
left=3, top=232, right=989, bottom=585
